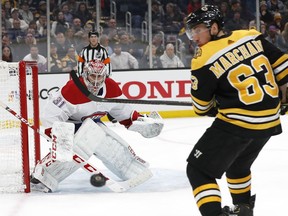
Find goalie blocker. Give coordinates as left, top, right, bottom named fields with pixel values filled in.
left=31, top=111, right=163, bottom=192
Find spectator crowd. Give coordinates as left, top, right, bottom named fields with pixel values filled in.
left=2, top=0, right=288, bottom=72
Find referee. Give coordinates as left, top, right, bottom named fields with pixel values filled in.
left=77, top=31, right=111, bottom=77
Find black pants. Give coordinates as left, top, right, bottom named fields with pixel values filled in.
left=186, top=126, right=270, bottom=216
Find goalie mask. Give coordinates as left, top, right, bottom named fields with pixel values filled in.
left=83, top=60, right=108, bottom=95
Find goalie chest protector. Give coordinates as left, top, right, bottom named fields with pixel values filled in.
left=61, top=77, right=122, bottom=104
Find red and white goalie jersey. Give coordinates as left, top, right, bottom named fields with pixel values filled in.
left=41, top=77, right=137, bottom=128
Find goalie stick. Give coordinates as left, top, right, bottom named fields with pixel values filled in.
left=0, top=100, right=148, bottom=192
left=70, top=70, right=193, bottom=106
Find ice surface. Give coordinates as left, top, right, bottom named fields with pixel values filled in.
left=1, top=116, right=287, bottom=216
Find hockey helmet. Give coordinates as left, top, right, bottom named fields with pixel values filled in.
left=185, top=5, right=224, bottom=40
left=83, top=59, right=108, bottom=95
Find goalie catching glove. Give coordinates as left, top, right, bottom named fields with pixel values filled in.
left=120, top=111, right=164, bottom=138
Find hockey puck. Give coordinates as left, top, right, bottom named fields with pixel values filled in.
left=90, top=173, right=107, bottom=187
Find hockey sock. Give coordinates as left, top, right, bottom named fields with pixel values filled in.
left=186, top=163, right=222, bottom=216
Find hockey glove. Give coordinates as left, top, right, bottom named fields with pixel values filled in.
left=280, top=103, right=288, bottom=115
left=279, top=85, right=288, bottom=115
left=123, top=111, right=164, bottom=138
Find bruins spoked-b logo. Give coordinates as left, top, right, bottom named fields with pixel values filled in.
left=191, top=75, right=198, bottom=90
left=194, top=47, right=202, bottom=58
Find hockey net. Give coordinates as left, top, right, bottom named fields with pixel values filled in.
left=0, top=61, right=40, bottom=193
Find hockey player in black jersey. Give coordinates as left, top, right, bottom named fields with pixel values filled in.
left=185, top=5, right=288, bottom=216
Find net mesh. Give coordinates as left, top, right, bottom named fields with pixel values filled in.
left=0, top=62, right=37, bottom=193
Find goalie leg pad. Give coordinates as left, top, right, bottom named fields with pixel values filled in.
left=94, top=123, right=150, bottom=181
left=51, top=121, right=75, bottom=162
left=35, top=118, right=151, bottom=190
left=73, top=119, right=151, bottom=181
left=73, top=118, right=107, bottom=158
left=32, top=122, right=76, bottom=192
left=32, top=153, right=79, bottom=192
left=32, top=120, right=100, bottom=192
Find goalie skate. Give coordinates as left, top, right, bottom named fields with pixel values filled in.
left=30, top=175, right=52, bottom=193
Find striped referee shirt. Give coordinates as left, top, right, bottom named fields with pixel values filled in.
left=77, top=43, right=111, bottom=76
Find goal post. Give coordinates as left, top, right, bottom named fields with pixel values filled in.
left=0, top=60, right=40, bottom=193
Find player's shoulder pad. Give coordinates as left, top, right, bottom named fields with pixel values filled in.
left=104, top=78, right=122, bottom=98
left=61, top=78, right=91, bottom=104
left=192, top=29, right=261, bottom=70
left=233, top=29, right=261, bottom=39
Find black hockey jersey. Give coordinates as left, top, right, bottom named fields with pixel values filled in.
left=77, top=43, right=111, bottom=76
left=190, top=29, right=288, bottom=138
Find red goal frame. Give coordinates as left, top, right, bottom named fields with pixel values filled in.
left=19, top=61, right=40, bottom=193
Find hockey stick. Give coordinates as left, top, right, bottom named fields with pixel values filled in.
left=70, top=70, right=193, bottom=106
left=0, top=100, right=148, bottom=192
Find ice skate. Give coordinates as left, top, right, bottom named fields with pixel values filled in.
left=221, top=195, right=255, bottom=216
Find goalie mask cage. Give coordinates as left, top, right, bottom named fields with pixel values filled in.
left=0, top=61, right=40, bottom=193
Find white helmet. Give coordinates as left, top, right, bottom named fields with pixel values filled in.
left=83, top=59, right=108, bottom=95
